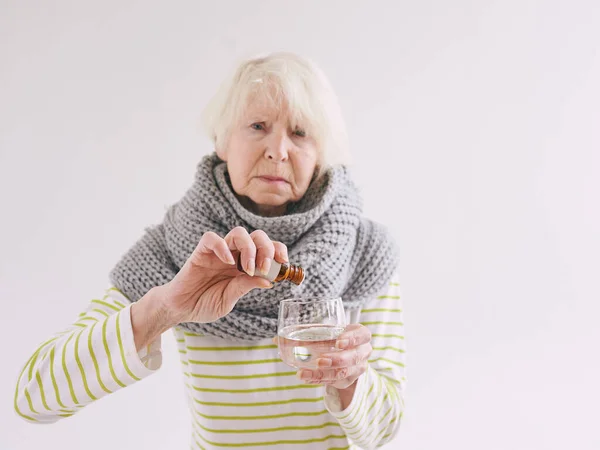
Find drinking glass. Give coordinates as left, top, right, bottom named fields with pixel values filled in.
left=277, top=297, right=346, bottom=369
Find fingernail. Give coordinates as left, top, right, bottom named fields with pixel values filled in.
left=261, top=258, right=271, bottom=276
left=299, top=370, right=312, bottom=380
left=226, top=253, right=235, bottom=265
left=261, top=283, right=274, bottom=289
left=317, top=358, right=332, bottom=367
left=246, top=259, right=255, bottom=277
left=336, top=340, right=349, bottom=350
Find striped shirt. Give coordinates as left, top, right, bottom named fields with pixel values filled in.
left=14, top=277, right=406, bottom=449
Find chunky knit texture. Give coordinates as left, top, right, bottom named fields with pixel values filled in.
left=109, top=153, right=399, bottom=340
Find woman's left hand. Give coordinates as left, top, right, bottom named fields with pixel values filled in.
left=297, top=323, right=372, bottom=390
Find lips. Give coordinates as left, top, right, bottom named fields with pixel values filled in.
left=258, top=175, right=288, bottom=183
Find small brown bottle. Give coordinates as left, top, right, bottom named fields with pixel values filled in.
left=237, top=255, right=305, bottom=286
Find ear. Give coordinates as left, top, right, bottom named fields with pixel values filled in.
left=214, top=133, right=230, bottom=161
left=215, top=144, right=228, bottom=161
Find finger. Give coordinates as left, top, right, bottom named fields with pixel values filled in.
left=224, top=227, right=256, bottom=276
left=298, top=365, right=366, bottom=384
left=194, top=232, right=235, bottom=265
left=330, top=371, right=364, bottom=390
left=318, top=343, right=372, bottom=368
left=250, top=230, right=276, bottom=277
left=220, top=275, right=273, bottom=313
left=335, top=324, right=372, bottom=350
left=272, top=241, right=289, bottom=264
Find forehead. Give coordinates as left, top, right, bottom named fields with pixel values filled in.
left=241, top=90, right=289, bottom=118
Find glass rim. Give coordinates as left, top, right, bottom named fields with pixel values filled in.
left=279, top=297, right=342, bottom=305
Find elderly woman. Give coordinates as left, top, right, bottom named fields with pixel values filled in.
left=15, top=52, right=406, bottom=449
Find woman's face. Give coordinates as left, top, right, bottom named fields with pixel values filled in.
left=218, top=101, right=319, bottom=217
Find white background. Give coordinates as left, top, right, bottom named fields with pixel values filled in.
left=1, top=1, right=599, bottom=449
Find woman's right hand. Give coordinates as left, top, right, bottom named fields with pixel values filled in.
left=157, top=226, right=289, bottom=325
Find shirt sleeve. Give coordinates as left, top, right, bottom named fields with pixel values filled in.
left=14, top=288, right=162, bottom=424
left=324, top=273, right=406, bottom=448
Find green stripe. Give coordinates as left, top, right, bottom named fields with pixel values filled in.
left=102, top=316, right=126, bottom=388
left=176, top=338, right=185, bottom=343
left=361, top=321, right=403, bottom=326
left=196, top=420, right=340, bottom=434
left=361, top=308, right=402, bottom=313
left=339, top=384, right=368, bottom=424
left=35, top=372, right=50, bottom=411
left=190, top=371, right=295, bottom=380
left=27, top=347, right=41, bottom=382
left=92, top=308, right=109, bottom=318
left=73, top=323, right=86, bottom=328
left=192, top=384, right=319, bottom=394
left=352, top=390, right=389, bottom=440
left=194, top=408, right=328, bottom=421
left=381, top=375, right=402, bottom=404
left=91, top=299, right=120, bottom=312
left=194, top=396, right=324, bottom=408
left=13, top=338, right=58, bottom=422
left=372, top=346, right=405, bottom=354
left=14, top=387, right=36, bottom=422
left=187, top=344, right=277, bottom=351
left=367, top=391, right=387, bottom=425
left=340, top=367, right=377, bottom=422
left=27, top=338, right=57, bottom=382
left=193, top=432, right=207, bottom=450
left=113, top=300, right=126, bottom=309
left=389, top=282, right=400, bottom=287
left=347, top=374, right=382, bottom=434
left=381, top=372, right=402, bottom=388
left=24, top=388, right=38, bottom=414
left=61, top=333, right=79, bottom=405
left=49, top=347, right=67, bottom=408
left=377, top=405, right=394, bottom=425
left=184, top=331, right=205, bottom=337
left=115, top=312, right=141, bottom=381
left=77, top=317, right=98, bottom=323
left=87, top=322, right=112, bottom=394
left=383, top=414, right=401, bottom=440
left=179, top=350, right=187, bottom=354
left=74, top=328, right=97, bottom=401
left=369, top=357, right=405, bottom=368
left=194, top=426, right=347, bottom=448
left=376, top=295, right=401, bottom=300
left=361, top=406, right=394, bottom=444
left=189, top=358, right=281, bottom=366
left=371, top=334, right=404, bottom=340
left=108, top=287, right=126, bottom=296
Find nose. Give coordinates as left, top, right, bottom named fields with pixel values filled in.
left=264, top=130, right=290, bottom=162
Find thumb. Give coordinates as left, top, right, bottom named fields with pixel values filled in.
left=233, top=274, right=274, bottom=294
left=221, top=275, right=273, bottom=310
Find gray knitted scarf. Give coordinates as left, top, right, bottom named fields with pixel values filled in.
left=109, top=153, right=399, bottom=341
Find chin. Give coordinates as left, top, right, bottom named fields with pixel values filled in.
left=248, top=193, right=289, bottom=207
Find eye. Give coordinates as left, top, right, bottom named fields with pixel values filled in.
left=251, top=122, right=265, bottom=131
left=293, top=128, right=306, bottom=138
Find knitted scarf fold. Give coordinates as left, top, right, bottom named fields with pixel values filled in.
left=109, top=153, right=398, bottom=341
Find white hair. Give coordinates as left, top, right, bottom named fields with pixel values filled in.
left=201, top=52, right=351, bottom=171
